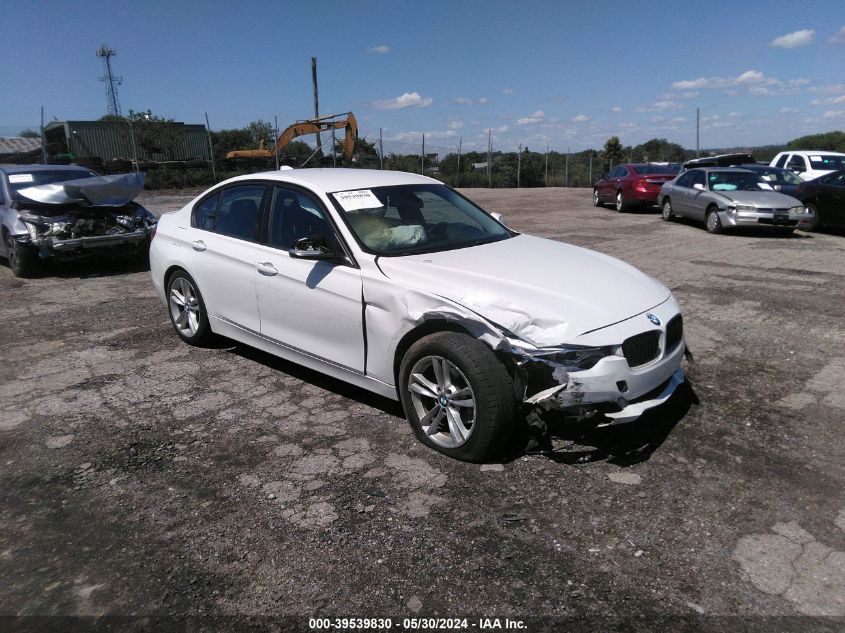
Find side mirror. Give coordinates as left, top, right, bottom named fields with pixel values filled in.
left=289, top=235, right=341, bottom=261
left=693, top=183, right=705, bottom=191
left=491, top=212, right=507, bottom=226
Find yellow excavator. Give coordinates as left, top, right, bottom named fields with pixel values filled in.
left=225, top=112, right=358, bottom=162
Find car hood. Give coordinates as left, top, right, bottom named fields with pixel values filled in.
left=711, top=189, right=801, bottom=207
left=16, top=173, right=145, bottom=207
left=376, top=234, right=670, bottom=347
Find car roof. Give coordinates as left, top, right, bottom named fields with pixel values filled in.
left=222, top=168, right=441, bottom=192
left=0, top=164, right=95, bottom=174
left=785, top=150, right=845, bottom=156
left=688, top=167, right=756, bottom=173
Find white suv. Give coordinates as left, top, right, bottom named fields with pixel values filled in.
left=770, top=150, right=845, bottom=181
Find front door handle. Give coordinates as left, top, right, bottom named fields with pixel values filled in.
left=257, top=262, right=278, bottom=276
left=192, top=240, right=207, bottom=252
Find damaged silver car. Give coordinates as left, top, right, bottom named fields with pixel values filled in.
left=0, top=165, right=157, bottom=277
left=150, top=169, right=688, bottom=462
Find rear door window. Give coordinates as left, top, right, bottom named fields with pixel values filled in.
left=787, top=155, right=806, bottom=171
left=675, top=171, right=696, bottom=188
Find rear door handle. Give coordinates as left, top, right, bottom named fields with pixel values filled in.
left=192, top=240, right=207, bottom=252
left=257, top=262, right=278, bottom=276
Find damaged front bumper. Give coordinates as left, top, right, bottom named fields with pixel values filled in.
left=42, top=230, right=149, bottom=252
left=515, top=296, right=687, bottom=424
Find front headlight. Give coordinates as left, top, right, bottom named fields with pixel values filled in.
left=732, top=204, right=756, bottom=212
left=789, top=205, right=806, bottom=214
left=526, top=345, right=619, bottom=371
left=21, top=219, right=40, bottom=241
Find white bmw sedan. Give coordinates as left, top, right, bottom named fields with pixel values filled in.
left=150, top=169, right=686, bottom=462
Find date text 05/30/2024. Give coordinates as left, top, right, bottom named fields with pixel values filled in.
left=308, top=617, right=527, bottom=630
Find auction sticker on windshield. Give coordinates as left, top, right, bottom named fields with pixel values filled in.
left=8, top=174, right=34, bottom=183
left=333, top=189, right=382, bottom=211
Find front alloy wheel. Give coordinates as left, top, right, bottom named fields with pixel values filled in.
left=167, top=271, right=212, bottom=345
left=399, top=332, right=516, bottom=462
left=661, top=199, right=675, bottom=221
left=705, top=208, right=724, bottom=234
left=592, top=189, right=603, bottom=207
left=616, top=192, right=627, bottom=212
left=408, top=355, right=476, bottom=449
left=5, top=234, right=39, bottom=278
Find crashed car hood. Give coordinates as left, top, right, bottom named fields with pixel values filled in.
left=17, top=173, right=145, bottom=207
left=712, top=190, right=801, bottom=207
left=376, top=234, right=670, bottom=347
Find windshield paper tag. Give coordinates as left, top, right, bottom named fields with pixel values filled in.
left=333, top=189, right=382, bottom=211
left=758, top=182, right=774, bottom=190
left=8, top=174, right=34, bottom=183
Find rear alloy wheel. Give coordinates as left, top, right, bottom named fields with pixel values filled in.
left=705, top=207, right=723, bottom=234
left=5, top=233, right=39, bottom=278
left=661, top=199, right=675, bottom=221
left=167, top=271, right=212, bottom=345
left=592, top=189, right=603, bottom=207
left=615, top=191, right=628, bottom=213
left=399, top=332, right=516, bottom=463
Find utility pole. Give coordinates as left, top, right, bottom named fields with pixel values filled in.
left=40, top=106, right=47, bottom=165
left=456, top=138, right=462, bottom=186
left=589, top=151, right=593, bottom=184
left=331, top=127, right=337, bottom=168
left=421, top=134, right=425, bottom=174
left=696, top=107, right=700, bottom=157
left=205, top=112, right=217, bottom=182
left=378, top=128, right=384, bottom=169
left=127, top=118, right=139, bottom=172
left=544, top=144, right=549, bottom=187
left=517, top=144, right=522, bottom=188
left=311, top=57, right=322, bottom=157
left=487, top=129, right=492, bottom=188
left=565, top=148, right=569, bottom=188
left=274, top=115, right=280, bottom=170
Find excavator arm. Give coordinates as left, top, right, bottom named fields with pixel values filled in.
left=274, top=112, right=358, bottom=162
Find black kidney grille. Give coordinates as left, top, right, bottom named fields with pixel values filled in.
left=666, top=315, right=683, bottom=351
left=622, top=330, right=661, bottom=367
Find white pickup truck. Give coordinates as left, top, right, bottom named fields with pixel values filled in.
left=769, top=150, right=845, bottom=181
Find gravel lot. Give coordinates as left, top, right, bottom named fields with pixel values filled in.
left=1, top=186, right=843, bottom=631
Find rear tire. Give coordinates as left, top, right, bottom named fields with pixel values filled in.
left=592, top=189, right=604, bottom=207
left=615, top=191, right=628, bottom=213
left=705, top=207, right=723, bottom=234
left=5, top=233, right=39, bottom=278
left=399, top=332, right=516, bottom=463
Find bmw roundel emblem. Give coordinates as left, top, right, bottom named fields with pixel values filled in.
left=647, top=313, right=661, bottom=326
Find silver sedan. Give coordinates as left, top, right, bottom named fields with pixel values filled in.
left=657, top=167, right=809, bottom=234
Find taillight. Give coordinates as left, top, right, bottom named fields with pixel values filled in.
left=150, top=223, right=158, bottom=240
left=634, top=179, right=648, bottom=192
left=795, top=183, right=804, bottom=195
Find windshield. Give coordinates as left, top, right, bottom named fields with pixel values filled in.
left=632, top=164, right=678, bottom=175
left=5, top=169, right=98, bottom=201
left=808, top=155, right=845, bottom=170
left=330, top=183, right=512, bottom=256
left=707, top=171, right=772, bottom=192
left=757, top=168, right=802, bottom=185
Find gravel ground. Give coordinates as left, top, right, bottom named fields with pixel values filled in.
left=1, top=186, right=843, bottom=632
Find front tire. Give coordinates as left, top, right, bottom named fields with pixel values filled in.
left=399, top=332, right=516, bottom=463
left=802, top=203, right=820, bottom=231
left=592, top=189, right=604, bottom=207
left=661, top=198, right=675, bottom=221
left=5, top=234, right=39, bottom=278
left=167, top=270, right=213, bottom=346
left=705, top=207, right=724, bottom=234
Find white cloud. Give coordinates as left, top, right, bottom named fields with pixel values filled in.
left=650, top=100, right=683, bottom=111
left=453, top=96, right=488, bottom=105
left=610, top=106, right=622, bottom=113
left=448, top=120, right=464, bottom=130
left=810, top=95, right=845, bottom=105
left=515, top=110, right=545, bottom=125
left=823, top=110, right=845, bottom=119
left=365, top=45, right=390, bottom=54
left=829, top=26, right=845, bottom=45
left=780, top=107, right=799, bottom=113
left=501, top=88, right=515, bottom=94
left=671, top=70, right=809, bottom=96
left=495, top=125, right=509, bottom=133
left=771, top=29, right=815, bottom=49
left=667, top=116, right=686, bottom=124
left=370, top=92, right=433, bottom=110
left=571, top=114, right=589, bottom=122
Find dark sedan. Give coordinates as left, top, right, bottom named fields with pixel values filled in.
left=795, top=169, right=845, bottom=230
left=593, top=163, right=679, bottom=212
left=742, top=164, right=804, bottom=199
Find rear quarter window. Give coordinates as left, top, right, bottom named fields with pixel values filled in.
left=192, top=192, right=221, bottom=231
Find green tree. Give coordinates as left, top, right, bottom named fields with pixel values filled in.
left=787, top=131, right=845, bottom=153
left=602, top=136, right=624, bottom=170
left=19, top=128, right=40, bottom=138
left=245, top=119, right=275, bottom=147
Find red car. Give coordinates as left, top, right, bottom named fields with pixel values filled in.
left=593, top=163, right=679, bottom=212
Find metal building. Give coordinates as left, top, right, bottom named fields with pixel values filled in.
left=43, top=120, right=210, bottom=164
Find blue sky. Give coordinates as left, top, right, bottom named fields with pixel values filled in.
left=2, top=0, right=844, bottom=155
